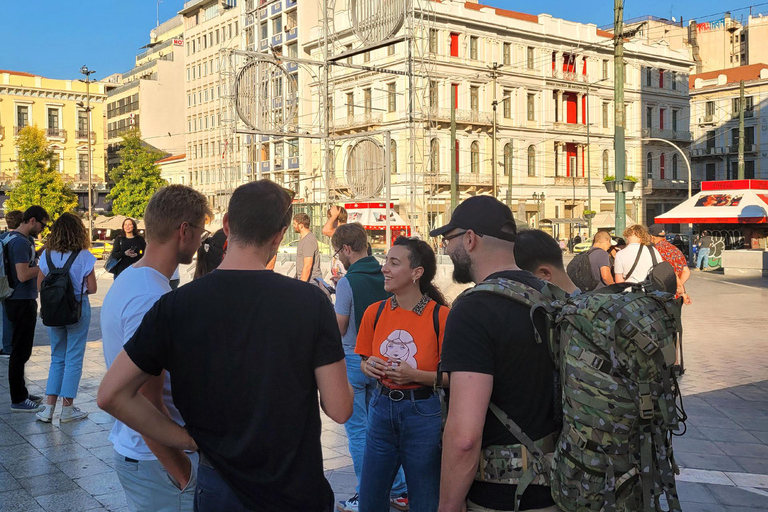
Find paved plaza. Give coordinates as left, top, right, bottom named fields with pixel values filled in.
left=1, top=265, right=768, bottom=511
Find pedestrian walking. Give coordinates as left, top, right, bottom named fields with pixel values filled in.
left=6, top=206, right=49, bottom=412
left=100, top=185, right=211, bottom=512
left=35, top=213, right=97, bottom=423
left=98, top=180, right=352, bottom=512
left=332, top=223, right=408, bottom=512
left=696, top=230, right=712, bottom=271
left=293, top=212, right=323, bottom=284
left=431, top=196, right=559, bottom=512
left=614, top=224, right=664, bottom=285
left=356, top=237, right=449, bottom=512
left=108, top=218, right=146, bottom=278
left=0, top=209, right=23, bottom=359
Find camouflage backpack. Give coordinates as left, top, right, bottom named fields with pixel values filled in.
left=453, top=278, right=685, bottom=512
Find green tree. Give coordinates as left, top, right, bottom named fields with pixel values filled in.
left=107, top=129, right=167, bottom=218
left=6, top=126, right=78, bottom=220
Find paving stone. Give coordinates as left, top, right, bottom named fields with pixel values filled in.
left=56, top=418, right=105, bottom=436
left=732, top=419, right=768, bottom=432
left=6, top=418, right=57, bottom=437
left=20, top=469, right=79, bottom=498
left=34, top=488, right=103, bottom=511
left=714, top=442, right=768, bottom=459
left=0, top=442, right=44, bottom=463
left=88, top=445, right=117, bottom=467
left=731, top=457, right=768, bottom=476
left=0, top=430, right=26, bottom=447
left=676, top=453, right=746, bottom=472
left=72, top=431, right=113, bottom=449
left=708, top=484, right=768, bottom=508
left=699, top=427, right=762, bottom=444
left=2, top=456, right=59, bottom=479
left=38, top=443, right=94, bottom=464
left=674, top=438, right=726, bottom=455
left=74, top=471, right=123, bottom=496
left=0, top=469, right=21, bottom=492
left=56, top=456, right=113, bottom=479
left=0, top=488, right=45, bottom=511
left=678, top=503, right=727, bottom=512
left=93, top=490, right=127, bottom=511
left=24, top=431, right=74, bottom=449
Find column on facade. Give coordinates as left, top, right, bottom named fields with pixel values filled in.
left=577, top=143, right=585, bottom=178
left=556, top=142, right=564, bottom=177
left=576, top=92, right=583, bottom=125
left=553, top=51, right=561, bottom=79
left=556, top=90, right=563, bottom=123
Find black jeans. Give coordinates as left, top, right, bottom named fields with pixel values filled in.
left=6, top=299, right=38, bottom=404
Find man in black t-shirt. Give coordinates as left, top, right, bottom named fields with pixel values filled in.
left=98, top=181, right=353, bottom=512
left=431, top=196, right=558, bottom=512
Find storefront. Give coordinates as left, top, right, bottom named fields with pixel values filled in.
left=655, top=180, right=768, bottom=276
left=345, top=202, right=410, bottom=252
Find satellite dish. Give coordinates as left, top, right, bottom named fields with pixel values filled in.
left=150, top=30, right=158, bottom=43
left=672, top=16, right=677, bottom=22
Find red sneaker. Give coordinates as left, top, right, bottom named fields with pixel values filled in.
left=390, top=493, right=409, bottom=511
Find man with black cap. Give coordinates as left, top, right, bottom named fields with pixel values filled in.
left=433, top=196, right=559, bottom=512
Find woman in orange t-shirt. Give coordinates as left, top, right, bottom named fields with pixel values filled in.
left=355, top=237, right=449, bottom=512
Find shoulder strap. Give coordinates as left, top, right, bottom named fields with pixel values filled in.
left=45, top=250, right=55, bottom=271
left=372, top=299, right=387, bottom=331
left=433, top=303, right=442, bottom=340
left=62, top=250, right=81, bottom=272
left=625, top=245, right=645, bottom=281
left=649, top=245, right=659, bottom=266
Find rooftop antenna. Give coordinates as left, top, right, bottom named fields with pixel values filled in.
left=156, top=0, right=163, bottom=27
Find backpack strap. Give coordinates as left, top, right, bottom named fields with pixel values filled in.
left=624, top=245, right=645, bottom=281
left=432, top=303, right=441, bottom=341
left=372, top=299, right=388, bottom=332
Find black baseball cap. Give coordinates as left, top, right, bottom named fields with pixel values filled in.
left=649, top=224, right=666, bottom=237
left=430, top=196, right=517, bottom=242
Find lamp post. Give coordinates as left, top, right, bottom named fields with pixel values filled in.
left=532, top=192, right=545, bottom=228
left=489, top=62, right=503, bottom=199
left=78, top=65, right=96, bottom=239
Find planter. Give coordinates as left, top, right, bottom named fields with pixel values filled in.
left=623, top=180, right=637, bottom=192
left=584, top=212, right=596, bottom=219
left=603, top=180, right=616, bottom=193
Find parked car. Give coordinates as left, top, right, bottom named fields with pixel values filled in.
left=665, top=233, right=691, bottom=259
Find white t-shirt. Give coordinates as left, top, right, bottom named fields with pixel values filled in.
left=100, top=265, right=181, bottom=460
left=39, top=250, right=97, bottom=296
left=614, top=243, right=664, bottom=284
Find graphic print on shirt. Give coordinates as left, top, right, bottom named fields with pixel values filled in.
left=379, top=329, right=418, bottom=368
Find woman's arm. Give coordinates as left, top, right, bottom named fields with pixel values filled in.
left=85, top=270, right=97, bottom=294
left=110, top=237, right=125, bottom=259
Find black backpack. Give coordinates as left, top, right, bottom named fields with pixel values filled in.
left=40, top=250, right=83, bottom=327
left=566, top=248, right=600, bottom=292
left=626, top=245, right=678, bottom=294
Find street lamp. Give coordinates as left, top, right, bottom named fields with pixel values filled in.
left=532, top=192, right=545, bottom=228
left=78, top=65, right=96, bottom=239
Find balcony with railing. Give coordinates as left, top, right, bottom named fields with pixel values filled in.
left=727, top=144, right=757, bottom=154
left=76, top=129, right=97, bottom=141
left=429, top=108, right=492, bottom=125
left=554, top=176, right=588, bottom=186
left=550, top=70, right=589, bottom=83
left=14, top=125, right=27, bottom=136
left=331, top=112, right=383, bottom=131
left=553, top=122, right=586, bottom=133
left=691, top=147, right=725, bottom=158
left=434, top=173, right=493, bottom=186
left=46, top=128, right=67, bottom=139
left=641, top=128, right=693, bottom=141
left=642, top=178, right=699, bottom=192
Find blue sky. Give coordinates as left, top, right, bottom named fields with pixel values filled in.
left=0, top=0, right=762, bottom=81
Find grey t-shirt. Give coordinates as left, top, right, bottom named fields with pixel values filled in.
left=7, top=233, right=37, bottom=300
left=588, top=248, right=612, bottom=290
left=295, top=233, right=323, bottom=281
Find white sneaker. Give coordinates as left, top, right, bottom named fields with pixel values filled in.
left=337, top=493, right=359, bottom=512
left=60, top=405, right=88, bottom=423
left=35, top=404, right=56, bottom=423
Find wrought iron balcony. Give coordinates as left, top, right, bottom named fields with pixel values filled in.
left=331, top=112, right=383, bottom=131
left=46, top=128, right=66, bottom=139
left=76, top=129, right=96, bottom=140
left=551, top=70, right=589, bottom=82
left=642, top=178, right=700, bottom=192
left=14, top=125, right=27, bottom=136
left=554, top=176, right=588, bottom=186
left=726, top=144, right=757, bottom=154
left=434, top=173, right=493, bottom=186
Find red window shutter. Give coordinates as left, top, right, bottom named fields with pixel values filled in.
left=582, top=95, right=587, bottom=124
left=659, top=70, right=664, bottom=88
left=660, top=109, right=664, bottom=130
left=582, top=57, right=587, bottom=76
left=660, top=154, right=665, bottom=179
left=450, top=33, right=459, bottom=57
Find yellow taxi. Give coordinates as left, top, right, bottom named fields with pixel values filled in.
left=89, top=241, right=113, bottom=259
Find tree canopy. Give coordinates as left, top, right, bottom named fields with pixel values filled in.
left=107, top=129, right=167, bottom=218
left=5, top=126, right=78, bottom=220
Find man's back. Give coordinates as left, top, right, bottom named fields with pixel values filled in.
left=6, top=234, right=36, bottom=300
left=123, top=269, right=344, bottom=511
left=296, top=232, right=322, bottom=280
left=587, top=247, right=612, bottom=290
left=614, top=243, right=663, bottom=284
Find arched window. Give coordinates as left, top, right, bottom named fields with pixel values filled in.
left=672, top=154, right=678, bottom=180
left=602, top=150, right=610, bottom=178
left=660, top=153, right=666, bottom=179
left=528, top=145, right=536, bottom=177
left=390, top=140, right=397, bottom=174
left=503, top=143, right=512, bottom=176
left=430, top=138, right=440, bottom=174
left=470, top=141, right=480, bottom=174
left=646, top=152, right=653, bottom=179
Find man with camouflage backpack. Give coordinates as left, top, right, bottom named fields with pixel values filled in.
left=432, top=196, right=560, bottom=512
left=435, top=197, right=685, bottom=512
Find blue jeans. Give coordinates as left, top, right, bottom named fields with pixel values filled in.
left=0, top=302, right=12, bottom=354
left=44, top=298, right=90, bottom=398
left=696, top=248, right=710, bottom=270
left=344, top=354, right=407, bottom=496
left=359, top=388, right=442, bottom=512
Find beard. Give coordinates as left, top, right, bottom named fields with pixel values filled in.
left=450, top=244, right=474, bottom=284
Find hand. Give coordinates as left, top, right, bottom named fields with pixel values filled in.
left=682, top=293, right=692, bottom=306
left=125, top=249, right=137, bottom=258
left=385, top=360, right=418, bottom=386
left=329, top=205, right=341, bottom=220
left=330, top=274, right=342, bottom=285
left=362, top=356, right=388, bottom=379
left=170, top=454, right=193, bottom=490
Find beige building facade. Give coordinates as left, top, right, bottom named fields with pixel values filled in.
left=690, top=63, right=768, bottom=183
left=106, top=16, right=186, bottom=173
left=0, top=69, right=107, bottom=212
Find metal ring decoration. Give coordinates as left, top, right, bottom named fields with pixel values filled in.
left=345, top=137, right=386, bottom=198
left=234, top=59, right=298, bottom=133
left=350, top=0, right=406, bottom=45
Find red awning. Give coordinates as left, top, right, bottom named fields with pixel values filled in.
left=655, top=180, right=768, bottom=224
